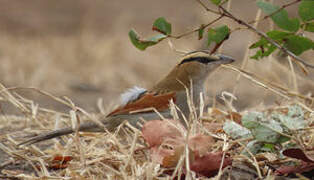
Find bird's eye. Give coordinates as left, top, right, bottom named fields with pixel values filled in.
left=179, top=57, right=216, bottom=65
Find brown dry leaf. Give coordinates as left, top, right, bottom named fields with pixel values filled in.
left=282, top=148, right=314, bottom=163
left=226, top=112, right=242, bottom=124
left=150, top=146, right=174, bottom=165
left=142, top=119, right=184, bottom=147
left=203, top=122, right=223, bottom=133
left=162, top=145, right=195, bottom=168
left=142, top=119, right=231, bottom=177
left=275, top=161, right=314, bottom=175
left=190, top=151, right=232, bottom=177
left=221, top=161, right=258, bottom=179
left=188, top=134, right=214, bottom=156
left=48, top=155, right=73, bottom=170
left=210, top=108, right=225, bottom=116
left=255, top=152, right=278, bottom=163
left=51, top=155, right=73, bottom=162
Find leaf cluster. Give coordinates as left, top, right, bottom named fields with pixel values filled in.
left=250, top=0, right=314, bottom=59
left=128, top=0, right=313, bottom=64
left=223, top=105, right=308, bottom=155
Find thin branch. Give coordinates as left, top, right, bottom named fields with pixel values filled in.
left=169, top=15, right=223, bottom=39
left=225, top=0, right=301, bottom=32
left=195, top=0, right=220, bottom=15
left=193, top=0, right=314, bottom=68
left=247, top=0, right=301, bottom=25
left=219, top=6, right=314, bottom=69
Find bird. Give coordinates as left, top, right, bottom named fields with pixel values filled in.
left=18, top=51, right=235, bottom=146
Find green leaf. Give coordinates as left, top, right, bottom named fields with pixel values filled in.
left=253, top=121, right=283, bottom=143
left=257, top=1, right=300, bottom=32
left=152, top=17, right=172, bottom=35
left=242, top=140, right=263, bottom=155
left=272, top=105, right=307, bottom=130
left=223, top=121, right=252, bottom=139
left=210, top=0, right=222, bottom=5
left=250, top=50, right=263, bottom=60
left=128, top=29, right=166, bottom=51
left=242, top=112, right=283, bottom=143
left=267, top=30, right=291, bottom=40
left=250, top=43, right=276, bottom=60
left=261, top=143, right=275, bottom=152
left=198, top=24, right=205, bottom=40
left=299, top=0, right=314, bottom=22
left=303, top=22, right=314, bottom=32
left=149, top=34, right=168, bottom=42
left=242, top=112, right=264, bottom=129
left=207, top=25, right=230, bottom=46
left=284, top=35, right=314, bottom=55
left=249, top=30, right=293, bottom=59
left=278, top=136, right=290, bottom=143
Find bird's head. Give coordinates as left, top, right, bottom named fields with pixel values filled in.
left=174, top=50, right=235, bottom=83
left=152, top=50, right=235, bottom=92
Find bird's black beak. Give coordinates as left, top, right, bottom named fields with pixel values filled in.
left=217, top=54, right=235, bottom=64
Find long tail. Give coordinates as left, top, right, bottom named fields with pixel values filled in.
left=18, top=121, right=103, bottom=146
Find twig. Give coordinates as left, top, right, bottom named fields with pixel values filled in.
left=232, top=0, right=301, bottom=32
left=222, top=65, right=291, bottom=100
left=247, top=0, right=301, bottom=25
left=231, top=5, right=262, bottom=105
left=193, top=0, right=314, bottom=68
left=195, top=0, right=220, bottom=15
left=218, top=6, right=314, bottom=69
left=169, top=15, right=223, bottom=39
left=237, top=141, right=262, bottom=179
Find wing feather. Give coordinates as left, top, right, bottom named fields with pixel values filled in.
left=107, top=91, right=176, bottom=116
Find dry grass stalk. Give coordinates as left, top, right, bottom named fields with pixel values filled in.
left=0, top=64, right=313, bottom=179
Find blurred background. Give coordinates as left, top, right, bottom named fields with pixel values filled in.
left=0, top=0, right=313, bottom=114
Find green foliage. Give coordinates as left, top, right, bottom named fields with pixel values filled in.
left=272, top=105, right=307, bottom=131
left=152, top=17, right=172, bottom=35
left=257, top=0, right=300, bottom=32
left=299, top=0, right=314, bottom=22
left=223, top=105, right=309, bottom=155
left=250, top=30, right=314, bottom=59
left=128, top=30, right=166, bottom=51
left=261, top=143, right=276, bottom=152
left=223, top=121, right=252, bottom=139
left=198, top=24, right=205, bottom=40
left=210, top=0, right=222, bottom=5
left=251, top=1, right=313, bottom=60
left=303, top=22, right=314, bottom=32
left=242, top=112, right=283, bottom=143
left=128, top=1, right=313, bottom=62
left=128, top=17, right=171, bottom=50
left=242, top=140, right=263, bottom=156
left=284, top=35, right=314, bottom=55
left=207, top=25, right=230, bottom=46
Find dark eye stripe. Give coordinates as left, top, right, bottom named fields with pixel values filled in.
left=179, top=57, right=216, bottom=65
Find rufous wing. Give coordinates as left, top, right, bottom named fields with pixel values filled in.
left=107, top=92, right=176, bottom=116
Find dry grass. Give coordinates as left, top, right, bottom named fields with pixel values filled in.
left=0, top=61, right=313, bottom=179
left=0, top=0, right=314, bottom=179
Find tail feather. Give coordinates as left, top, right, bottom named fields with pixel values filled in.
left=18, top=121, right=102, bottom=146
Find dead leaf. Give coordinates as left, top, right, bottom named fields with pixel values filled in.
left=48, top=155, right=73, bottom=170
left=226, top=112, right=242, bottom=124
left=150, top=146, right=174, bottom=165
left=190, top=152, right=232, bottom=177
left=162, top=145, right=195, bottom=168
left=282, top=148, right=314, bottom=163
left=203, top=122, right=223, bottom=133
left=142, top=120, right=231, bottom=177
left=275, top=161, right=314, bottom=175
left=142, top=120, right=184, bottom=147
left=188, top=134, right=214, bottom=156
